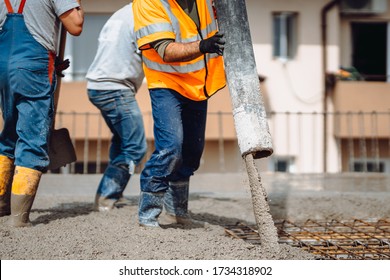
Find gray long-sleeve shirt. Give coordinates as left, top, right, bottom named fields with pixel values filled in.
left=86, top=3, right=144, bottom=92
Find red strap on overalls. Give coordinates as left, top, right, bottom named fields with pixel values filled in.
left=4, top=0, right=27, bottom=13
left=18, top=0, right=26, bottom=13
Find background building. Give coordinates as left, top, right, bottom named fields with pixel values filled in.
left=7, top=0, right=390, bottom=174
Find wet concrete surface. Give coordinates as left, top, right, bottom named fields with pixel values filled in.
left=39, top=172, right=390, bottom=198
left=2, top=172, right=389, bottom=260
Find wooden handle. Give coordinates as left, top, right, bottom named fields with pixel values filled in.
left=52, top=25, right=67, bottom=128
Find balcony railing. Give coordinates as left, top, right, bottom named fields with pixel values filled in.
left=1, top=110, right=389, bottom=174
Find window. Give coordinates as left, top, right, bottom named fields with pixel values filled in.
left=272, top=12, right=298, bottom=61
left=351, top=22, right=388, bottom=82
left=352, top=159, right=388, bottom=173
left=270, top=156, right=295, bottom=172
left=64, top=14, right=111, bottom=81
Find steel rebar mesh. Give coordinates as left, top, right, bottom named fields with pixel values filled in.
left=225, top=219, right=390, bottom=260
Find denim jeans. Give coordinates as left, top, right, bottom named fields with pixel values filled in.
left=0, top=13, right=56, bottom=171
left=88, top=89, right=147, bottom=169
left=140, top=88, right=207, bottom=193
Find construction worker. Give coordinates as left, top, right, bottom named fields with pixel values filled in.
left=0, top=0, right=84, bottom=227
left=86, top=2, right=147, bottom=212
left=133, top=0, right=226, bottom=227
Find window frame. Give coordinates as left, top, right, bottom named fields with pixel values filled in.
left=272, top=11, right=298, bottom=61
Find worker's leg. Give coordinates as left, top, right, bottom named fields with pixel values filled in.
left=0, top=155, right=14, bottom=216
left=88, top=89, right=147, bottom=211
left=139, top=89, right=184, bottom=227
left=163, top=178, right=190, bottom=223
left=9, top=92, right=53, bottom=226
left=0, top=81, right=18, bottom=159
left=0, top=67, right=18, bottom=217
left=13, top=69, right=55, bottom=171
left=94, top=164, right=131, bottom=211
left=0, top=82, right=17, bottom=217
left=4, top=24, right=56, bottom=226
left=9, top=56, right=55, bottom=226
left=9, top=166, right=42, bottom=227
left=163, top=99, right=207, bottom=225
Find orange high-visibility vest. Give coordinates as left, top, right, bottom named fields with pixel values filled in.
left=133, top=0, right=226, bottom=101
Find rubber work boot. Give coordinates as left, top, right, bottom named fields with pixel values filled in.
left=0, top=155, right=14, bottom=217
left=94, top=164, right=130, bottom=212
left=163, top=179, right=205, bottom=226
left=9, top=166, right=42, bottom=227
left=138, top=191, right=164, bottom=227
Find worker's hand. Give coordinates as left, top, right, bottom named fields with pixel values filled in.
left=55, top=57, right=70, bottom=77
left=199, top=32, right=225, bottom=56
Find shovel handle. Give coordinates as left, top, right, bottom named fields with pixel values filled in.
left=52, top=25, right=67, bottom=128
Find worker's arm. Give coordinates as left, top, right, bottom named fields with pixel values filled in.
left=59, top=0, right=84, bottom=36
left=163, top=41, right=202, bottom=62
left=159, top=32, right=225, bottom=63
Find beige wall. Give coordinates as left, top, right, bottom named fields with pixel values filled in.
left=82, top=0, right=130, bottom=13
left=334, top=81, right=390, bottom=138
left=58, top=81, right=237, bottom=140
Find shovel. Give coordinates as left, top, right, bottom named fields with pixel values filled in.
left=47, top=25, right=77, bottom=170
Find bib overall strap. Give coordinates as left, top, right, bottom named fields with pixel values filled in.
left=4, top=0, right=27, bottom=13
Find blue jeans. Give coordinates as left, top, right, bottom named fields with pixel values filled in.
left=140, top=88, right=207, bottom=193
left=88, top=89, right=147, bottom=169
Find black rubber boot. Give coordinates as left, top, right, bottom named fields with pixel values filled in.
left=163, top=179, right=206, bottom=226
left=164, top=179, right=189, bottom=218
left=138, top=191, right=164, bottom=227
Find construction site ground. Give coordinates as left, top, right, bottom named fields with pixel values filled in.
left=1, top=169, right=389, bottom=260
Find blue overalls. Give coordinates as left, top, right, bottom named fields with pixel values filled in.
left=0, top=0, right=56, bottom=171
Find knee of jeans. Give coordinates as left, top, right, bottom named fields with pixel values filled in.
left=153, top=148, right=182, bottom=175
left=168, top=149, right=183, bottom=169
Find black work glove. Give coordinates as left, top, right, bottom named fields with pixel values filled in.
left=55, top=57, right=70, bottom=77
left=199, top=32, right=225, bottom=56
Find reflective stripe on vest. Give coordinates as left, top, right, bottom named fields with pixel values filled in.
left=142, top=52, right=220, bottom=74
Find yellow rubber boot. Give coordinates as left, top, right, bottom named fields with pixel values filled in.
left=0, top=155, right=14, bottom=217
left=10, top=166, right=42, bottom=227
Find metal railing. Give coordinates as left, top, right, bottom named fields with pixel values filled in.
left=267, top=110, right=390, bottom=173
left=1, top=110, right=389, bottom=174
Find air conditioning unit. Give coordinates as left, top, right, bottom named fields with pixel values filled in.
left=340, top=0, right=388, bottom=14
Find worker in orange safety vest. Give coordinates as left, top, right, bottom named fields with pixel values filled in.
left=133, top=0, right=226, bottom=227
